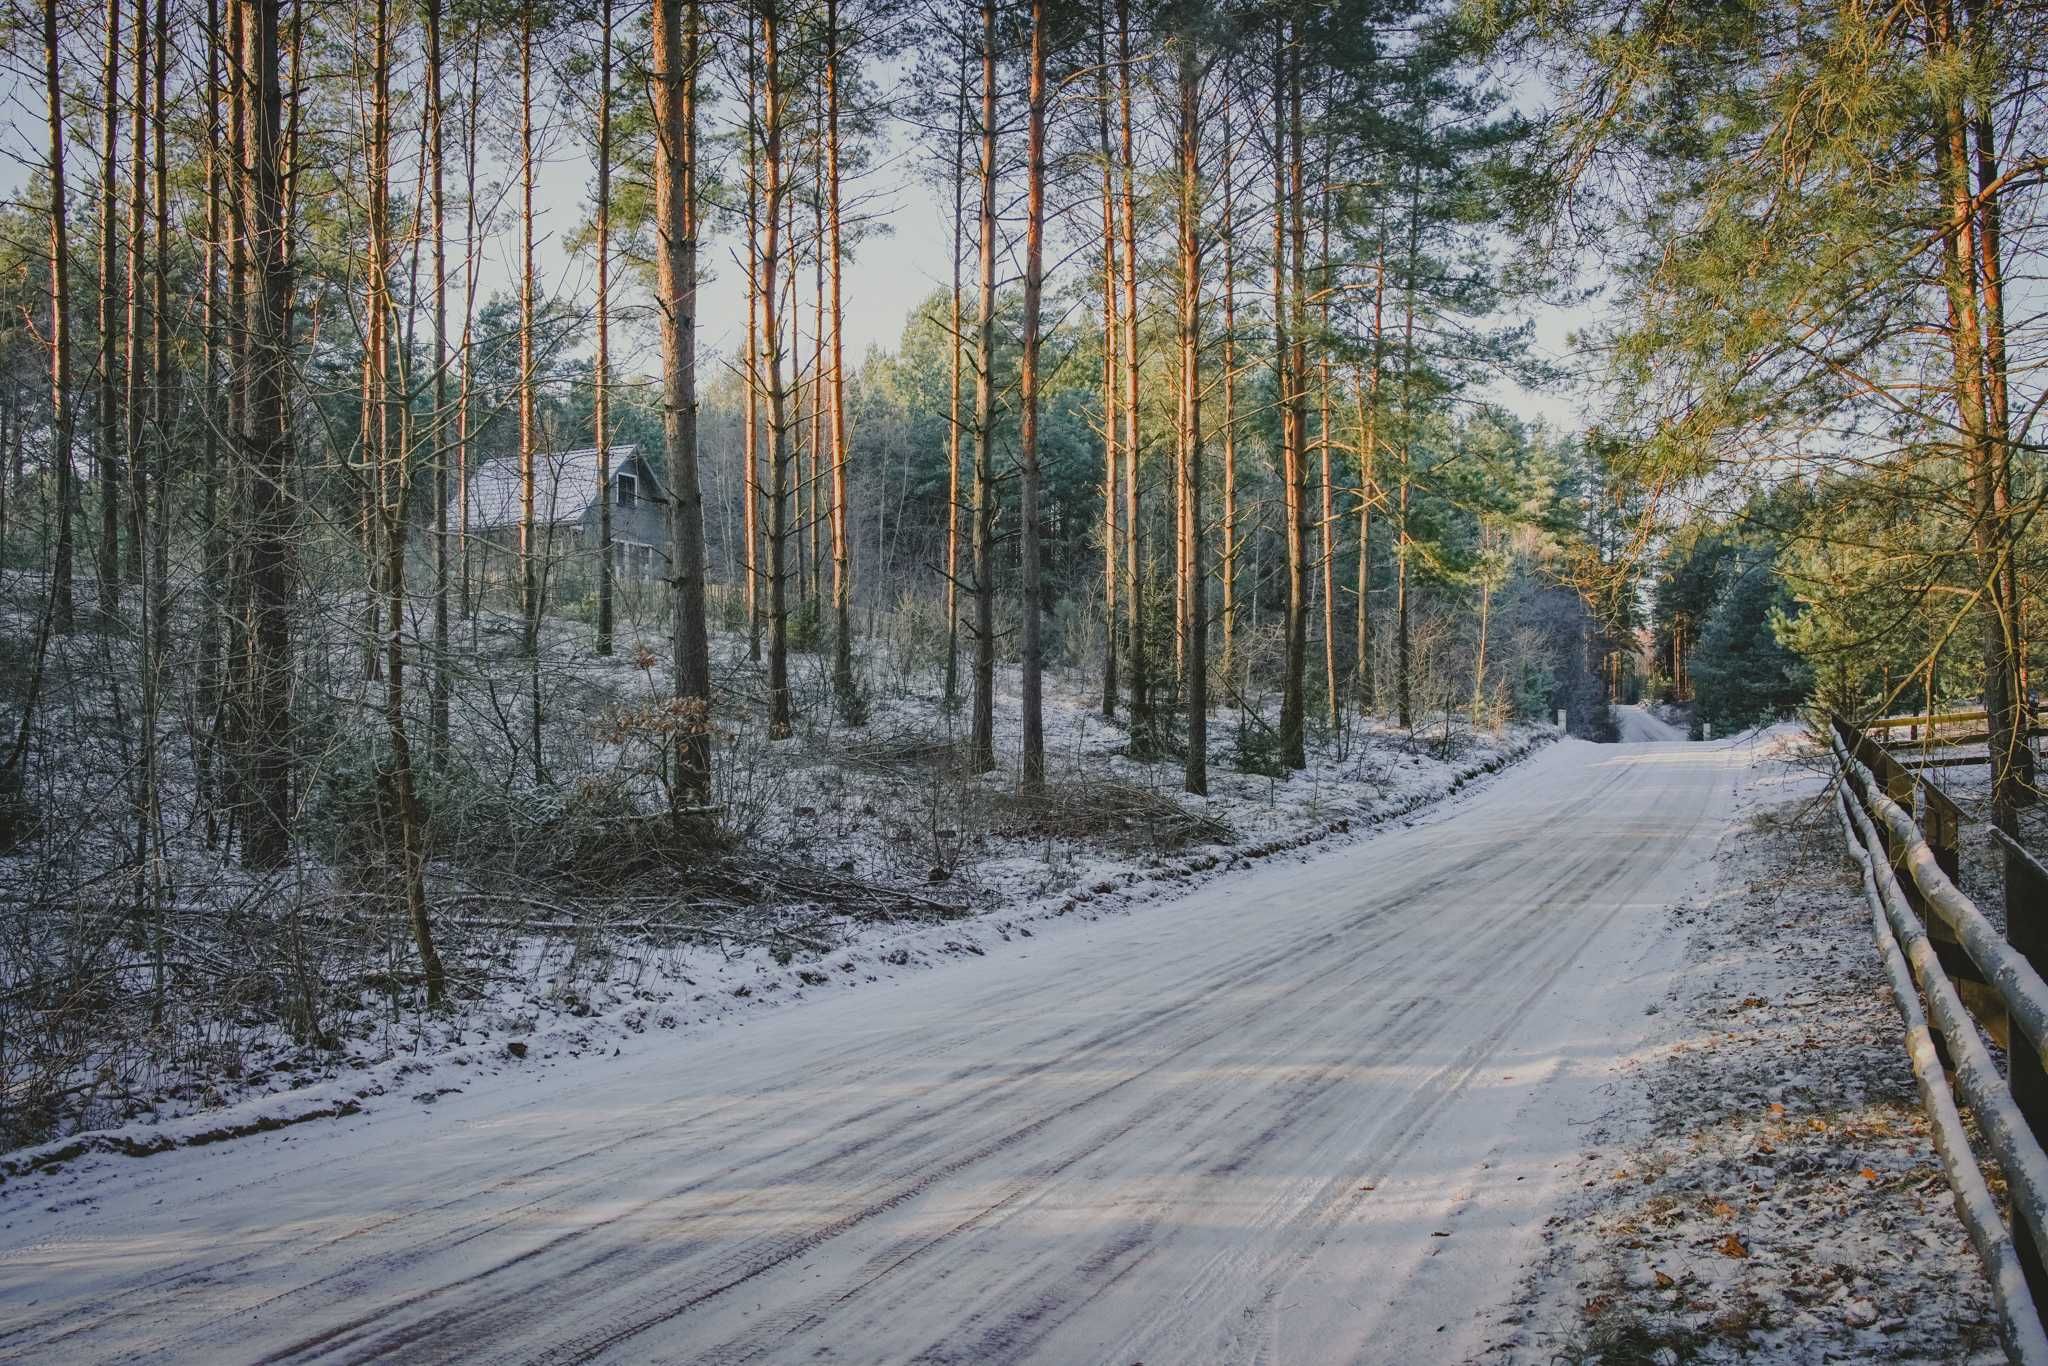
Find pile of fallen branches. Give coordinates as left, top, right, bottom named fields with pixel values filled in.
left=433, top=854, right=970, bottom=948
left=835, top=732, right=977, bottom=777
left=988, top=778, right=1231, bottom=853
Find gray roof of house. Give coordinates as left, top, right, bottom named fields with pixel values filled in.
left=466, top=444, right=656, bottom=531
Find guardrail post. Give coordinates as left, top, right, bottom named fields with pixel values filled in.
left=1999, top=827, right=2048, bottom=1312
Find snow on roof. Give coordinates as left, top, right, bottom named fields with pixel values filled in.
left=467, top=444, right=651, bottom=531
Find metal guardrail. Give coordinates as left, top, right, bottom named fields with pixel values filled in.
left=1830, top=712, right=2048, bottom=1361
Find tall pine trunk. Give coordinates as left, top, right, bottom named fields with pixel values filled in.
left=96, top=0, right=120, bottom=614
left=825, top=0, right=855, bottom=714
left=1287, top=47, right=1310, bottom=753
left=140, top=0, right=171, bottom=937
left=1353, top=237, right=1383, bottom=714
left=1096, top=9, right=1119, bottom=719
left=1176, top=33, right=1206, bottom=796
left=456, top=24, right=482, bottom=622
left=426, top=0, right=451, bottom=758
left=1274, top=28, right=1307, bottom=769
left=123, top=0, right=145, bottom=588
left=1927, top=11, right=2025, bottom=832
left=761, top=2, right=793, bottom=739
left=238, top=0, right=294, bottom=871
left=655, top=0, right=711, bottom=804
left=1396, top=157, right=1420, bottom=731
left=220, top=0, right=248, bottom=829
left=943, top=25, right=965, bottom=705
left=43, top=0, right=74, bottom=635
left=369, top=0, right=442, bottom=1003
left=742, top=25, right=761, bottom=663
left=518, top=11, right=538, bottom=658
left=1118, top=0, right=1148, bottom=749
left=1218, top=87, right=1235, bottom=684
left=594, top=0, right=614, bottom=656
left=968, top=0, right=998, bottom=772
left=1018, top=0, right=1048, bottom=791
left=1316, top=154, right=1337, bottom=732
left=809, top=146, right=825, bottom=619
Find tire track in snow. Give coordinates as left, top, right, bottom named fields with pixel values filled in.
left=0, top=740, right=1738, bottom=1365
left=419, top=754, right=1668, bottom=1362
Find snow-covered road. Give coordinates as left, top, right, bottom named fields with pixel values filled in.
left=0, top=735, right=1745, bottom=1364
left=1614, top=702, right=1690, bottom=744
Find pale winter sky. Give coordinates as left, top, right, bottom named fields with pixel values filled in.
left=0, top=42, right=1592, bottom=436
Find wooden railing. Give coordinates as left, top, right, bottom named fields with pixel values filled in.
left=1870, top=705, right=2048, bottom=774
left=1830, top=712, right=2048, bottom=1362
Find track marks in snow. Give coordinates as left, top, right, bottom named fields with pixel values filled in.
left=0, top=738, right=1743, bottom=1364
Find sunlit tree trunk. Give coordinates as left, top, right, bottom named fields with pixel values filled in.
left=220, top=0, right=248, bottom=826
left=1317, top=148, right=1337, bottom=732
left=1925, top=2, right=2024, bottom=831
left=968, top=0, right=998, bottom=771
left=1396, top=157, right=1420, bottom=731
left=1274, top=27, right=1307, bottom=769
left=1353, top=236, right=1384, bottom=714
left=1019, top=0, right=1048, bottom=791
left=43, top=0, right=74, bottom=635
left=146, top=0, right=169, bottom=622
left=358, top=0, right=391, bottom=685
left=1218, top=87, right=1235, bottom=683
left=825, top=0, right=856, bottom=713
left=1175, top=33, right=1206, bottom=797
left=1287, top=48, right=1311, bottom=754
left=123, top=0, right=146, bottom=587
left=1118, top=0, right=1148, bottom=748
left=1096, top=8, right=1119, bottom=720
left=95, top=0, right=121, bottom=616
left=809, top=135, right=825, bottom=620
left=1970, top=79, right=2019, bottom=717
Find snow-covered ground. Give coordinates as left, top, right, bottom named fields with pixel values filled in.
left=0, top=582, right=1552, bottom=1152
left=0, top=721, right=2006, bottom=1364
left=0, top=726, right=1766, bottom=1362
left=1498, top=728, right=2004, bottom=1364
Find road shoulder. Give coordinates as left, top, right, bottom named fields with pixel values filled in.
left=1489, top=737, right=2004, bottom=1364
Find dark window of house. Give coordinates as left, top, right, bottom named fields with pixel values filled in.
left=616, top=472, right=636, bottom=508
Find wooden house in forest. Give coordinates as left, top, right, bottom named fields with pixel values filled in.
left=465, top=445, right=670, bottom=585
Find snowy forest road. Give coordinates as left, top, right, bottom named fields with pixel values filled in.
left=0, top=736, right=1745, bottom=1364
left=1614, top=703, right=1690, bottom=743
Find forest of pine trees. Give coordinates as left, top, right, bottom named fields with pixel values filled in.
left=0, top=0, right=2037, bottom=1144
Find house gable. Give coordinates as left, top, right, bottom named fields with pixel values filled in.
left=466, top=444, right=655, bottom=533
